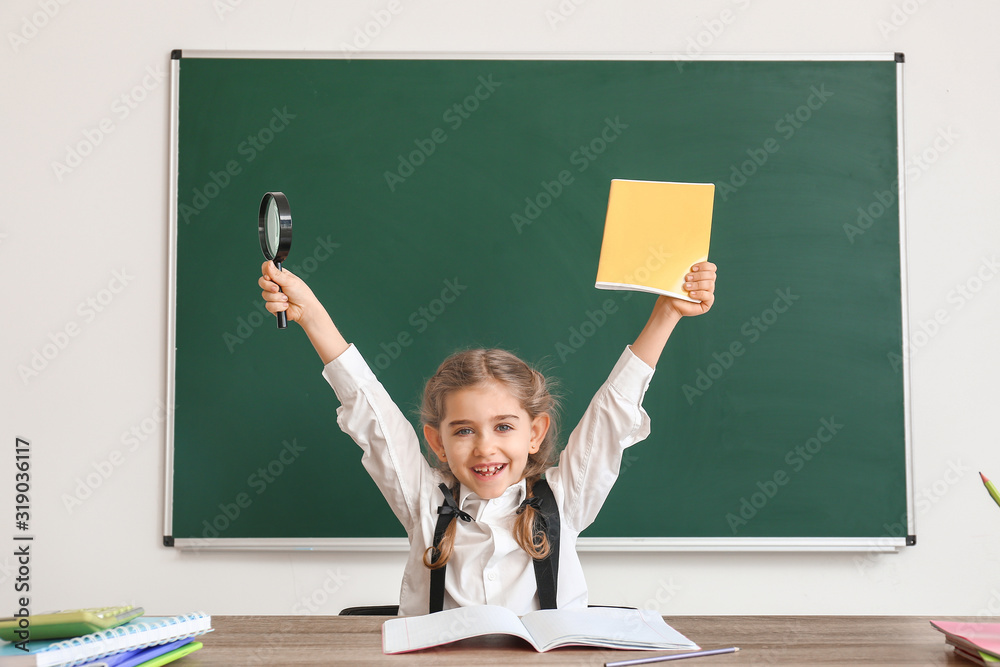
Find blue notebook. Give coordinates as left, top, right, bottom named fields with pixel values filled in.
left=77, top=638, right=194, bottom=667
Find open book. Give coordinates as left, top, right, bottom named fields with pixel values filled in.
left=382, top=605, right=699, bottom=654
left=595, top=179, right=715, bottom=303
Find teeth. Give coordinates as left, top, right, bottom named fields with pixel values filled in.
left=473, top=464, right=505, bottom=476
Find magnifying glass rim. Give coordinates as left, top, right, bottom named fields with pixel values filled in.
left=258, top=191, right=292, bottom=263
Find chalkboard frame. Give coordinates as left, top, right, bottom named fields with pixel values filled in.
left=164, top=51, right=912, bottom=552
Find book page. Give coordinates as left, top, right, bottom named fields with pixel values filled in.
left=519, top=607, right=699, bottom=652
left=382, top=606, right=537, bottom=654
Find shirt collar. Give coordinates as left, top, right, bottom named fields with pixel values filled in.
left=458, top=478, right=527, bottom=520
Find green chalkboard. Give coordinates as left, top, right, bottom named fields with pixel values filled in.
left=167, top=54, right=910, bottom=547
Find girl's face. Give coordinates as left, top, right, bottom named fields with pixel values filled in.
left=424, top=381, right=550, bottom=500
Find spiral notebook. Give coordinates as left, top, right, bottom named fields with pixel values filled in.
left=0, top=613, right=211, bottom=667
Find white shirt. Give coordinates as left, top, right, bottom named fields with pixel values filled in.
left=322, top=343, right=655, bottom=616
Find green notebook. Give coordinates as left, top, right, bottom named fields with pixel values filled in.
left=0, top=607, right=143, bottom=641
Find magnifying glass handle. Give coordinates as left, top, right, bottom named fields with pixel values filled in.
left=274, top=261, right=287, bottom=329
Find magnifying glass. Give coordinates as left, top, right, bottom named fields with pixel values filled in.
left=258, top=192, right=293, bottom=329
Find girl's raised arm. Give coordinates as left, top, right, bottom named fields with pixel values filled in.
left=629, top=261, right=718, bottom=368
left=260, top=260, right=433, bottom=530
left=258, top=260, right=349, bottom=364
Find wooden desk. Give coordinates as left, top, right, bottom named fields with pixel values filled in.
left=184, top=615, right=973, bottom=665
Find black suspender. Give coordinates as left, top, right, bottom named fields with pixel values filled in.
left=528, top=478, right=560, bottom=611
left=428, top=479, right=561, bottom=614
left=429, top=483, right=473, bottom=615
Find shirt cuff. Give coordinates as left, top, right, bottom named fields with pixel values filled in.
left=609, top=345, right=655, bottom=402
left=320, top=343, right=378, bottom=403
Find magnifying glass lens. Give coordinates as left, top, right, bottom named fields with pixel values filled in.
left=259, top=191, right=292, bottom=330
left=266, top=198, right=281, bottom=258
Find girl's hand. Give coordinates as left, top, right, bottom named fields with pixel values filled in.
left=661, top=261, right=718, bottom=318
left=630, top=262, right=718, bottom=368
left=258, top=261, right=349, bottom=364
left=258, top=261, right=319, bottom=326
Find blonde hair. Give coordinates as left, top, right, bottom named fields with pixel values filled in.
left=420, top=348, right=560, bottom=569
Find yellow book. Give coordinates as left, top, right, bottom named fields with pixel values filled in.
left=595, top=179, right=715, bottom=303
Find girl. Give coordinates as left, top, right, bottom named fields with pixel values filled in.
left=258, top=260, right=717, bottom=616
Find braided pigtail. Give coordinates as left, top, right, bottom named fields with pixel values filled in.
left=423, top=485, right=460, bottom=569
left=513, top=475, right=551, bottom=560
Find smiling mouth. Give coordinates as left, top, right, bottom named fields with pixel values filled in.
left=471, top=463, right=507, bottom=478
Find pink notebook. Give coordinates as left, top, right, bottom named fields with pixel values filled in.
left=931, top=620, right=1000, bottom=657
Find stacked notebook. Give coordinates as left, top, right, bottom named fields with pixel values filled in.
left=0, top=612, right=211, bottom=667
left=931, top=621, right=1000, bottom=665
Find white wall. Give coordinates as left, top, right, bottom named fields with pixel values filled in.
left=2, top=0, right=999, bottom=617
